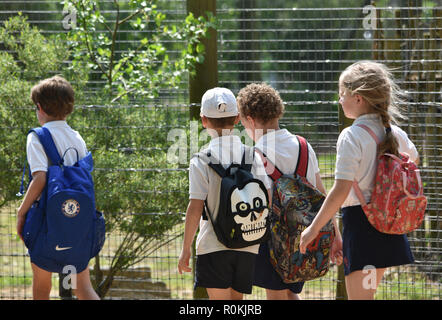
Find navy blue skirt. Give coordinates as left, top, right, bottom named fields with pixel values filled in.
left=342, top=205, right=414, bottom=276
left=253, top=242, right=304, bottom=294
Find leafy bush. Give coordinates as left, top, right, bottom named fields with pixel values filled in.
left=1, top=2, right=216, bottom=297
left=63, top=0, right=216, bottom=297
left=0, top=14, right=88, bottom=207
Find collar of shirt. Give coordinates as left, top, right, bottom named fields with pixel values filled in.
left=207, top=134, right=244, bottom=165
left=254, top=128, right=289, bottom=153
left=42, top=120, right=69, bottom=129
left=353, top=113, right=381, bottom=125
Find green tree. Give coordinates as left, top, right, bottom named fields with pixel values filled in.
left=64, top=0, right=215, bottom=103
left=63, top=0, right=217, bottom=297
left=0, top=14, right=88, bottom=207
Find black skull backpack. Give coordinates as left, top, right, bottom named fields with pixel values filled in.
left=195, top=146, right=270, bottom=249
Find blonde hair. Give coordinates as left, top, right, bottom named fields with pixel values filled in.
left=339, top=61, right=406, bottom=156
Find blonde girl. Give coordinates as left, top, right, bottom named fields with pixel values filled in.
left=299, top=61, right=419, bottom=300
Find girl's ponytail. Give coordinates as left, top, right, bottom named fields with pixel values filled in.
left=377, top=107, right=400, bottom=156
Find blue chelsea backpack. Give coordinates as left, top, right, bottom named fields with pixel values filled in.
left=18, top=127, right=105, bottom=274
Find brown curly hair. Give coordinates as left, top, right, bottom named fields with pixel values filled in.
left=236, top=83, right=284, bottom=123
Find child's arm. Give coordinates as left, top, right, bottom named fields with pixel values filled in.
left=315, top=173, right=343, bottom=265
left=16, top=171, right=46, bottom=240
left=178, top=199, right=204, bottom=274
left=299, top=178, right=352, bottom=255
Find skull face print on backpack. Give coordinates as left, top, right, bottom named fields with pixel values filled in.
left=19, top=127, right=105, bottom=273
left=196, top=146, right=270, bottom=249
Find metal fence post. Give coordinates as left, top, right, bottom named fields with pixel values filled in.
left=187, top=0, right=217, bottom=300
left=335, top=105, right=353, bottom=300
left=59, top=273, right=73, bottom=300
left=187, top=0, right=218, bottom=121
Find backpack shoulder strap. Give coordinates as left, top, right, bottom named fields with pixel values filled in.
left=241, top=145, right=254, bottom=172
left=351, top=125, right=378, bottom=207
left=29, top=127, right=62, bottom=166
left=295, top=135, right=309, bottom=178
left=355, top=124, right=380, bottom=145
left=193, top=151, right=227, bottom=178
left=254, top=148, right=283, bottom=181
left=192, top=151, right=224, bottom=221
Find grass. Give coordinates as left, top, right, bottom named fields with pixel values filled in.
left=317, top=153, right=336, bottom=191
left=376, top=267, right=441, bottom=300
left=1, top=170, right=440, bottom=300
left=0, top=203, right=62, bottom=299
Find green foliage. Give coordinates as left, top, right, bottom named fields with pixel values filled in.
left=64, top=0, right=217, bottom=102
left=60, top=0, right=217, bottom=297
left=0, top=14, right=88, bottom=207
left=73, top=104, right=192, bottom=297
left=0, top=7, right=214, bottom=297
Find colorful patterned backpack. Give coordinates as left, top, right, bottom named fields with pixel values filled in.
left=257, top=136, right=335, bottom=283
left=352, top=124, right=427, bottom=234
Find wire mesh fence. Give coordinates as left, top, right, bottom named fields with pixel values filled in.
left=0, top=0, right=440, bottom=300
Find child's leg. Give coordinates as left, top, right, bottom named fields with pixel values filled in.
left=207, top=288, right=243, bottom=300
left=72, top=267, right=100, bottom=300
left=345, top=267, right=386, bottom=300
left=265, top=289, right=301, bottom=300
left=31, top=263, right=52, bottom=300
left=230, top=288, right=244, bottom=300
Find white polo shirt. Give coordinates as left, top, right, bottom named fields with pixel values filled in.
left=189, top=134, right=272, bottom=255
left=27, top=121, right=88, bottom=173
left=254, top=129, right=320, bottom=187
left=335, top=114, right=418, bottom=208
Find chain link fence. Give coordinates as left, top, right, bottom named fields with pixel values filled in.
left=0, top=0, right=440, bottom=299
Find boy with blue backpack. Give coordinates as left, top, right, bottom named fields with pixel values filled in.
left=17, top=76, right=103, bottom=300
left=178, top=87, right=272, bottom=299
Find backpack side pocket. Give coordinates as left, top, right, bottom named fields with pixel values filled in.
left=91, top=210, right=106, bottom=259
left=23, top=202, right=44, bottom=251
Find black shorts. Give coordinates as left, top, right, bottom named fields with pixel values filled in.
left=195, top=250, right=256, bottom=294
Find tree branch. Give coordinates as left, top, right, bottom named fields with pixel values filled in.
left=118, top=7, right=144, bottom=26
left=109, top=0, right=120, bottom=90
left=79, top=1, right=110, bottom=82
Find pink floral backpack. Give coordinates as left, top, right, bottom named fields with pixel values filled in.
left=353, top=124, right=427, bottom=234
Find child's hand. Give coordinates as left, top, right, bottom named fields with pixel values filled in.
left=16, top=209, right=26, bottom=242
left=330, top=235, right=343, bottom=266
left=178, top=248, right=192, bottom=274
left=299, top=225, right=319, bottom=254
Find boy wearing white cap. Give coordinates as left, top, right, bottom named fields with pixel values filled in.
left=178, top=87, right=271, bottom=300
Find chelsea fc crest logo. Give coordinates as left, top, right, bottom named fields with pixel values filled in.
left=61, top=199, right=80, bottom=218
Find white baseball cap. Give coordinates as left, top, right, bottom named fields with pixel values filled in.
left=200, top=87, right=238, bottom=118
